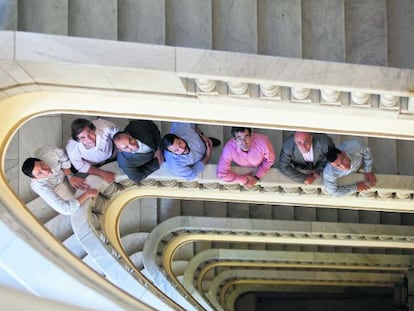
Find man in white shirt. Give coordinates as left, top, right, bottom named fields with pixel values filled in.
left=66, top=118, right=119, bottom=183
left=21, top=145, right=99, bottom=215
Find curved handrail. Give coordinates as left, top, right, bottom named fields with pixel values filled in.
left=182, top=248, right=411, bottom=301
left=70, top=170, right=183, bottom=311
left=207, top=269, right=404, bottom=311
left=1, top=31, right=414, bottom=309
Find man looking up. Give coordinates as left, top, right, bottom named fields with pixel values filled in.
left=279, top=131, right=334, bottom=184
left=161, top=122, right=218, bottom=180
left=66, top=118, right=119, bottom=183
left=323, top=140, right=377, bottom=196
left=113, top=120, right=163, bottom=183
left=21, top=145, right=99, bottom=215
left=217, top=127, right=275, bottom=187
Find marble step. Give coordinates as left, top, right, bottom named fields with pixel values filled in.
left=69, top=0, right=117, bottom=40
left=44, top=214, right=72, bottom=242
left=173, top=242, right=194, bottom=261
left=227, top=202, right=250, bottom=219
left=18, top=0, right=68, bottom=35
left=62, top=234, right=86, bottom=259
left=257, top=0, right=301, bottom=58
left=158, top=198, right=181, bottom=223
left=119, top=198, right=157, bottom=236
left=165, top=0, right=211, bottom=49
left=82, top=254, right=104, bottom=276
left=11, top=0, right=409, bottom=74
left=171, top=260, right=189, bottom=279
left=120, top=232, right=149, bottom=256
left=294, top=206, right=316, bottom=221
left=369, top=137, right=397, bottom=174
left=118, top=0, right=165, bottom=44
left=212, top=0, right=257, bottom=54
left=387, top=1, right=414, bottom=69
left=250, top=204, right=272, bottom=220
left=26, top=197, right=58, bottom=224
left=129, top=251, right=144, bottom=271
left=302, top=0, right=345, bottom=62
left=345, top=0, right=387, bottom=66
left=0, top=0, right=17, bottom=30
left=181, top=200, right=204, bottom=217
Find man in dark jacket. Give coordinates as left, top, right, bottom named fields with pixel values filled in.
left=279, top=131, right=334, bottom=184
left=113, top=120, right=163, bottom=183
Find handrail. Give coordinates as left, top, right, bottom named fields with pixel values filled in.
left=142, top=216, right=414, bottom=311
left=1, top=31, right=414, bottom=309
left=208, top=270, right=404, bottom=311
left=182, top=248, right=411, bottom=295
left=70, top=171, right=184, bottom=311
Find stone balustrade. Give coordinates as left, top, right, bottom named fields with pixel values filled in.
left=20, top=159, right=414, bottom=311
left=208, top=269, right=404, bottom=311
left=142, top=215, right=414, bottom=311
left=1, top=31, right=414, bottom=141
left=140, top=162, right=414, bottom=212
left=69, top=174, right=178, bottom=311
left=183, top=249, right=411, bottom=310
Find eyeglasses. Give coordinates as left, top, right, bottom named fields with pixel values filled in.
left=234, top=134, right=251, bottom=142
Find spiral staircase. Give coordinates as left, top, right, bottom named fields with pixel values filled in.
left=1, top=1, right=414, bottom=310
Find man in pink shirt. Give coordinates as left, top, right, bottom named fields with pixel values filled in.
left=217, top=127, right=276, bottom=187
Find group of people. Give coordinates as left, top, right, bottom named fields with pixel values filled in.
left=21, top=118, right=377, bottom=216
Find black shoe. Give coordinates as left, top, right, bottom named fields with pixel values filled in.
left=209, top=137, right=221, bottom=147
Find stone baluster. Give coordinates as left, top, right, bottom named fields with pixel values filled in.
left=351, top=92, right=370, bottom=105
left=321, top=89, right=340, bottom=103
left=291, top=87, right=311, bottom=101
left=196, top=78, right=217, bottom=93
left=380, top=94, right=400, bottom=109
left=409, top=97, right=414, bottom=111
left=260, top=84, right=280, bottom=97
left=227, top=81, right=249, bottom=95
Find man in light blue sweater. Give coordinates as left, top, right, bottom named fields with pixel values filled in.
left=323, top=140, right=377, bottom=196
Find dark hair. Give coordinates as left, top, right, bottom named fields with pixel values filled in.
left=231, top=127, right=252, bottom=137
left=71, top=118, right=96, bottom=141
left=21, top=157, right=41, bottom=178
left=112, top=131, right=128, bottom=143
left=327, top=148, right=342, bottom=163
left=160, top=133, right=179, bottom=151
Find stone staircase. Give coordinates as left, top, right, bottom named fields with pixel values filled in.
left=5, top=0, right=411, bottom=68
left=2, top=0, right=414, bottom=310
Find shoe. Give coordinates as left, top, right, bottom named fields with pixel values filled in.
left=209, top=137, right=221, bottom=147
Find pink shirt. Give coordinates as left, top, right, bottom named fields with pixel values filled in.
left=217, top=133, right=276, bottom=184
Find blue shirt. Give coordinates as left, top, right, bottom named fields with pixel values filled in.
left=163, top=122, right=207, bottom=180
left=323, top=140, right=373, bottom=196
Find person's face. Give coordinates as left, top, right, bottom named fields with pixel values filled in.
left=167, top=138, right=189, bottom=155
left=32, top=161, right=53, bottom=179
left=115, top=133, right=138, bottom=153
left=294, top=132, right=313, bottom=153
left=331, top=152, right=351, bottom=171
left=77, top=127, right=96, bottom=148
left=234, top=130, right=252, bottom=151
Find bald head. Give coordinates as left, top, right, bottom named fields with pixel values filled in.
left=294, top=132, right=313, bottom=154
left=113, top=132, right=139, bottom=153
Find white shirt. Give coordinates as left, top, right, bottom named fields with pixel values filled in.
left=301, top=144, right=314, bottom=162
left=31, top=146, right=80, bottom=215
left=66, top=119, right=119, bottom=173
left=131, top=139, right=152, bottom=154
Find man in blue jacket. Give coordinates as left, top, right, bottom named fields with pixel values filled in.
left=113, top=120, right=163, bottom=183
